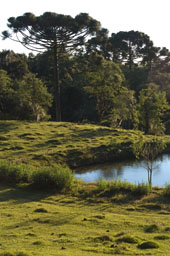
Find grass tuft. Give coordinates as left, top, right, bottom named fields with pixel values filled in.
left=31, top=165, right=74, bottom=191
left=163, top=184, right=170, bottom=197
left=97, top=179, right=150, bottom=196
left=0, top=161, right=31, bottom=185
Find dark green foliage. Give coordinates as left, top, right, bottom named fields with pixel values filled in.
left=138, top=86, right=169, bottom=135
left=138, top=241, right=159, bottom=249
left=31, top=165, right=74, bottom=191
left=1, top=11, right=170, bottom=128
left=0, top=69, right=52, bottom=121
left=2, top=12, right=101, bottom=121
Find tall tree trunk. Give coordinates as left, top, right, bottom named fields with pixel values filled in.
left=53, top=44, right=61, bottom=121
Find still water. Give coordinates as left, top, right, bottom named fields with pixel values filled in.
left=75, top=154, right=170, bottom=187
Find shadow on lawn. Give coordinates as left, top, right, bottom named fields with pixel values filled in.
left=0, top=185, right=57, bottom=203
left=0, top=121, right=19, bottom=133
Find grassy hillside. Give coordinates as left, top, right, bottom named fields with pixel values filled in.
left=0, top=184, right=170, bottom=255
left=1, top=120, right=169, bottom=168
left=1, top=121, right=170, bottom=255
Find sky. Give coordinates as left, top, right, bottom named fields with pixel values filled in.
left=1, top=0, right=170, bottom=54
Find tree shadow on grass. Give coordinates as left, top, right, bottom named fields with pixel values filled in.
left=0, top=185, right=58, bottom=203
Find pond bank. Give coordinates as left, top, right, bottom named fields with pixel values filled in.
left=1, top=120, right=170, bottom=169
left=75, top=153, right=170, bottom=187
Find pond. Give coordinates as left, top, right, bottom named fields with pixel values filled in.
left=75, top=154, right=170, bottom=187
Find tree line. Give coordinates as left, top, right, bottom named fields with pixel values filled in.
left=1, top=12, right=170, bottom=135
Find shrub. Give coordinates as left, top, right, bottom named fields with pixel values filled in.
left=0, top=161, right=30, bottom=185
left=31, top=165, right=74, bottom=191
left=138, top=241, right=159, bottom=249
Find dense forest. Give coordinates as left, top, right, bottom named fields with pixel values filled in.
left=1, top=12, right=170, bottom=135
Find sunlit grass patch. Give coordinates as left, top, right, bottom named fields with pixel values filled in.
left=97, top=179, right=150, bottom=196
left=116, top=235, right=139, bottom=244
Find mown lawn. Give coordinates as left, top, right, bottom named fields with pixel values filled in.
left=0, top=184, right=170, bottom=255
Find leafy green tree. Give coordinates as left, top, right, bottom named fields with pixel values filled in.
left=84, top=55, right=125, bottom=122
left=0, top=70, right=52, bottom=121
left=86, top=28, right=110, bottom=59
left=0, top=69, right=14, bottom=119
left=0, top=50, right=29, bottom=80
left=123, top=67, right=149, bottom=93
left=108, top=31, right=151, bottom=69
left=2, top=12, right=101, bottom=121
left=138, top=85, right=169, bottom=134
left=16, top=73, right=52, bottom=121
left=109, top=87, right=139, bottom=129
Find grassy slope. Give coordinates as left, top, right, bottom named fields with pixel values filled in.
left=1, top=120, right=170, bottom=168
left=0, top=184, right=170, bottom=255
left=1, top=121, right=170, bottom=255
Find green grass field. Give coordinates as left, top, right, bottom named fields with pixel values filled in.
left=1, top=120, right=170, bottom=255
left=0, top=184, right=170, bottom=255
left=0, top=120, right=169, bottom=168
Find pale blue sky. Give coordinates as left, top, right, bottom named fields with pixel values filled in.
left=1, top=0, right=170, bottom=54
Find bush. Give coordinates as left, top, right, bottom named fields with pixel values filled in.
left=0, top=161, right=30, bottom=185
left=31, top=165, right=74, bottom=191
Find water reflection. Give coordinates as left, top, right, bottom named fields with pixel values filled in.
left=75, top=154, right=170, bottom=187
